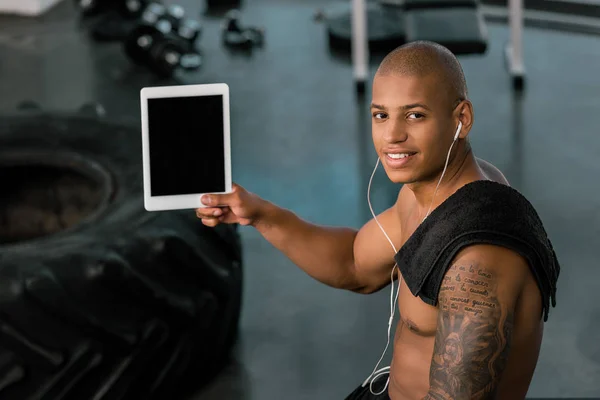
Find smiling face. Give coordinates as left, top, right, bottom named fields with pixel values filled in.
left=371, top=72, right=464, bottom=185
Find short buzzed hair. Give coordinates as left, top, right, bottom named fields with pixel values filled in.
left=376, top=41, right=468, bottom=107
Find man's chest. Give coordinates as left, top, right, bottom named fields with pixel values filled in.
left=396, top=277, right=439, bottom=337
left=394, top=210, right=440, bottom=337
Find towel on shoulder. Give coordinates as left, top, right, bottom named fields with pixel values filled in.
left=395, top=180, right=560, bottom=322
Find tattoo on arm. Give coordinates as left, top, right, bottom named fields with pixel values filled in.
left=424, top=263, right=515, bottom=400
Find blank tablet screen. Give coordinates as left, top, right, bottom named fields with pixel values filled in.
left=147, top=95, right=225, bottom=196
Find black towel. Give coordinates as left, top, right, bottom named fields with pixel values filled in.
left=394, top=180, right=560, bottom=322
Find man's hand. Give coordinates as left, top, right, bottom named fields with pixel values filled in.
left=422, top=245, right=528, bottom=400
left=195, top=183, right=268, bottom=227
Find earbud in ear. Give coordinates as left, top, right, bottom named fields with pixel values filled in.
left=454, top=121, right=463, bottom=141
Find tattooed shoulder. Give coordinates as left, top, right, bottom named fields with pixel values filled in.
left=439, top=263, right=503, bottom=319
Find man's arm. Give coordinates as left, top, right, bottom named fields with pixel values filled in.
left=252, top=187, right=405, bottom=294
left=422, top=245, right=527, bottom=400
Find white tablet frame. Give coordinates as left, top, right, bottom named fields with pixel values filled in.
left=140, top=83, right=232, bottom=212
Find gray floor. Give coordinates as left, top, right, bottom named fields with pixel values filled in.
left=1, top=0, right=599, bottom=399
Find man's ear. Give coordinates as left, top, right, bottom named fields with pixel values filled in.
left=456, top=100, right=474, bottom=139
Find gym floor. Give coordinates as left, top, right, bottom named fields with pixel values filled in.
left=1, top=0, right=599, bottom=399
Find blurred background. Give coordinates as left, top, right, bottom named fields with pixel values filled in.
left=0, top=0, right=598, bottom=399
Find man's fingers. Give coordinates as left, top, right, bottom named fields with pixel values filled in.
left=201, top=218, right=220, bottom=227
left=201, top=194, right=229, bottom=207
left=201, top=186, right=240, bottom=207
left=196, top=207, right=223, bottom=218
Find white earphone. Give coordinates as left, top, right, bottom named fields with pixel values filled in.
left=362, top=120, right=463, bottom=395
left=454, top=120, right=462, bottom=141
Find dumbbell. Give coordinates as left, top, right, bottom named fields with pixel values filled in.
left=138, top=2, right=166, bottom=23
left=124, top=18, right=202, bottom=76
left=177, top=18, right=202, bottom=46
left=144, top=4, right=200, bottom=43
left=120, top=0, right=150, bottom=18
left=123, top=2, right=172, bottom=61
left=145, top=4, right=202, bottom=48
left=221, top=9, right=264, bottom=49
left=147, top=37, right=203, bottom=77
left=165, top=4, right=185, bottom=24
left=124, top=19, right=172, bottom=66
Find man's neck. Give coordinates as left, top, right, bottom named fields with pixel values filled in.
left=407, top=144, right=481, bottom=221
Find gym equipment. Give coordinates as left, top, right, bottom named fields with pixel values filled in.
left=75, top=0, right=152, bottom=19
left=326, top=3, right=405, bottom=54
left=163, top=4, right=185, bottom=31
left=206, top=0, right=242, bottom=12
left=401, top=0, right=487, bottom=55
left=178, top=18, right=203, bottom=45
left=0, top=107, right=242, bottom=399
left=124, top=19, right=173, bottom=65
left=142, top=1, right=167, bottom=22
left=506, top=0, right=525, bottom=89
left=325, top=1, right=487, bottom=55
left=403, top=0, right=478, bottom=10
left=119, top=0, right=149, bottom=18
left=404, top=7, right=488, bottom=55
left=352, top=0, right=369, bottom=94
left=221, top=10, right=264, bottom=49
left=324, top=0, right=490, bottom=93
left=148, top=36, right=203, bottom=77
left=140, top=3, right=201, bottom=45
left=123, top=10, right=203, bottom=77
left=89, top=1, right=164, bottom=42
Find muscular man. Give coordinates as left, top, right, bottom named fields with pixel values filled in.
left=196, top=41, right=559, bottom=400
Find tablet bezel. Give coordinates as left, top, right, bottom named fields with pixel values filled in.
left=140, top=83, right=232, bottom=211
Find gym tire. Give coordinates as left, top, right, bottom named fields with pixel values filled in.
left=0, top=108, right=243, bottom=400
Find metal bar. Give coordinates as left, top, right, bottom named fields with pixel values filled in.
left=351, top=0, right=369, bottom=92
left=507, top=0, right=526, bottom=77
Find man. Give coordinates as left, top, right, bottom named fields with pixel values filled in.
left=196, top=41, right=559, bottom=400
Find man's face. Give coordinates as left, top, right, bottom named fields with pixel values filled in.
left=371, top=73, right=458, bottom=185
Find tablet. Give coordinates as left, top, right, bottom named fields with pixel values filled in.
left=140, top=83, right=232, bottom=211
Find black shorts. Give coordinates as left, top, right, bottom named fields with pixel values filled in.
left=344, top=373, right=391, bottom=400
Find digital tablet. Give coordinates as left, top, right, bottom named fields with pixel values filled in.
left=140, top=83, right=232, bottom=211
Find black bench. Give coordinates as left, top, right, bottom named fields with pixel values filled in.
left=325, top=0, right=488, bottom=56
left=403, top=0, right=479, bottom=10
left=405, top=6, right=488, bottom=54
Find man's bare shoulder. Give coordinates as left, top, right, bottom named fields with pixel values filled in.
left=453, top=244, right=531, bottom=285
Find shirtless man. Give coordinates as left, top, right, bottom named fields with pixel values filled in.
left=196, top=41, right=550, bottom=399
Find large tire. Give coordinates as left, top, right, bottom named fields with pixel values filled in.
left=0, top=109, right=243, bottom=400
